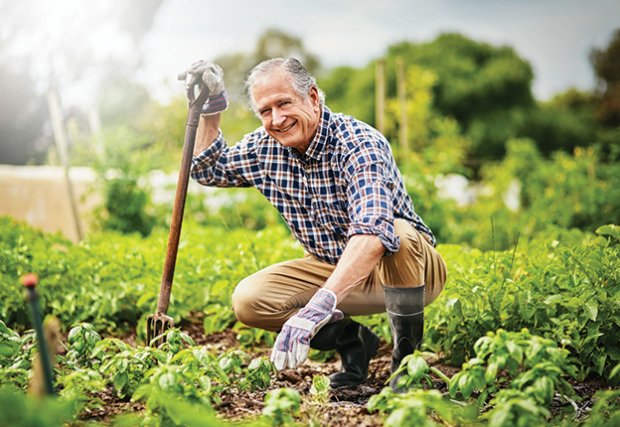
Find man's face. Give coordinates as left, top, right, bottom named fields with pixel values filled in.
left=251, top=69, right=321, bottom=153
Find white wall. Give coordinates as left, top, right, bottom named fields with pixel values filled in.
left=0, top=165, right=100, bottom=242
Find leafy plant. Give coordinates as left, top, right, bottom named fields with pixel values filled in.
left=368, top=388, right=474, bottom=427
left=583, top=389, right=620, bottom=427
left=427, top=229, right=620, bottom=380
left=309, top=375, right=330, bottom=405
left=101, top=346, right=164, bottom=399
left=65, top=323, right=102, bottom=367
left=154, top=327, right=195, bottom=354
left=235, top=323, right=276, bottom=348
left=0, top=319, right=22, bottom=364
left=99, top=174, right=155, bottom=236
left=239, top=356, right=274, bottom=391
left=388, top=352, right=450, bottom=390
left=203, top=303, right=237, bottom=335
left=133, top=363, right=215, bottom=418
left=483, top=388, right=550, bottom=427
left=449, top=329, right=577, bottom=412
left=0, top=386, right=76, bottom=427
left=56, top=367, right=106, bottom=412
left=262, top=388, right=301, bottom=426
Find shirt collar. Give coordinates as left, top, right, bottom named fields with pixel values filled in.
left=288, top=106, right=332, bottom=162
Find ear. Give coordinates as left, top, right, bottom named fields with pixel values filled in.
left=309, top=86, right=320, bottom=108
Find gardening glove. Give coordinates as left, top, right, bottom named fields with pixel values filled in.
left=271, top=288, right=344, bottom=370
left=178, top=60, right=228, bottom=115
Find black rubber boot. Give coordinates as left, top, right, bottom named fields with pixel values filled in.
left=384, top=285, right=425, bottom=391
left=310, top=318, right=380, bottom=388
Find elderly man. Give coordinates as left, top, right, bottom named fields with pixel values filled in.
left=184, top=58, right=446, bottom=388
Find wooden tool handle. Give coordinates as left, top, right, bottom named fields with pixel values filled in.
left=155, top=86, right=209, bottom=314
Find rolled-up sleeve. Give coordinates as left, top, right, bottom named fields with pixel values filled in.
left=344, top=141, right=400, bottom=255
left=191, top=131, right=263, bottom=188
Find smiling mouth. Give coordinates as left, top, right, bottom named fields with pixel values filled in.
left=276, top=122, right=296, bottom=133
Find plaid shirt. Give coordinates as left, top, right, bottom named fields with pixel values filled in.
left=191, top=106, right=435, bottom=265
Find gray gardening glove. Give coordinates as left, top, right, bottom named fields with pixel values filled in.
left=271, top=289, right=344, bottom=370
left=178, top=60, right=228, bottom=115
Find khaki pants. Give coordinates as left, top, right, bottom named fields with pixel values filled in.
left=232, top=219, right=447, bottom=331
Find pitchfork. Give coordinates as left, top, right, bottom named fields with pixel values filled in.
left=146, top=81, right=210, bottom=347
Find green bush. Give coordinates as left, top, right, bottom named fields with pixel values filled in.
left=428, top=225, right=620, bottom=380
left=100, top=174, right=154, bottom=236
left=428, top=139, right=620, bottom=250
left=0, top=215, right=300, bottom=335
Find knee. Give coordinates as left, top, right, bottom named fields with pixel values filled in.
left=231, top=277, right=261, bottom=328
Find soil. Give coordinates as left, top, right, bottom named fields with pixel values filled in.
left=83, top=316, right=612, bottom=426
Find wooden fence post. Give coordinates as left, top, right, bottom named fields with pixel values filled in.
left=396, top=57, right=409, bottom=157
left=47, top=89, right=83, bottom=241
left=375, top=59, right=386, bottom=134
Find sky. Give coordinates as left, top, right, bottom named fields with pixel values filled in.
left=138, top=0, right=620, bottom=103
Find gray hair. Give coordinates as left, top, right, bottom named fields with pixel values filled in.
left=245, top=57, right=325, bottom=114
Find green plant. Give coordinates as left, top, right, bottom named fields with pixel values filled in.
left=449, top=329, right=577, bottom=410
left=368, top=387, right=474, bottom=427
left=169, top=347, right=228, bottom=385
left=217, top=349, right=251, bottom=376
left=0, top=321, right=35, bottom=390
left=583, top=389, right=620, bottom=427
left=0, top=386, right=76, bottom=427
left=483, top=388, right=550, bottom=427
left=239, top=356, right=274, bottom=391
left=100, top=174, right=155, bottom=236
left=0, top=319, right=21, bottom=364
left=262, top=388, right=301, bottom=426
left=65, top=323, right=102, bottom=367
left=133, top=363, right=215, bottom=418
left=309, top=374, right=330, bottom=405
left=388, top=352, right=450, bottom=390
left=101, top=346, right=164, bottom=399
left=203, top=303, right=237, bottom=335
left=155, top=328, right=195, bottom=354
left=56, top=367, right=106, bottom=413
left=427, top=228, right=620, bottom=380
left=236, top=323, right=276, bottom=348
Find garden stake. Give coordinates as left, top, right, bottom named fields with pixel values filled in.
left=146, top=82, right=210, bottom=347
left=22, top=273, right=55, bottom=396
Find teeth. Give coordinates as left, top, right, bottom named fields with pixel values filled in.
left=279, top=122, right=295, bottom=132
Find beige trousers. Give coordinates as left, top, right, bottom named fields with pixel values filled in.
left=232, top=219, right=447, bottom=331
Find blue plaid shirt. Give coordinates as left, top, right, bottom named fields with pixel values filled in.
left=191, top=106, right=435, bottom=265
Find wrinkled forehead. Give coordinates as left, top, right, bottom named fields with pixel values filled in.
left=251, top=68, right=292, bottom=91
left=250, top=69, right=296, bottom=104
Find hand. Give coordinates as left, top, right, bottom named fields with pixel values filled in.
left=271, top=288, right=344, bottom=370
left=178, top=60, right=228, bottom=115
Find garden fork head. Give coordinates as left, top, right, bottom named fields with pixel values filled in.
left=146, top=312, right=174, bottom=347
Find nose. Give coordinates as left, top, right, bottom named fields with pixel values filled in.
left=272, top=108, right=286, bottom=127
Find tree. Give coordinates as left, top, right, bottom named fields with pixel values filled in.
left=387, top=33, right=535, bottom=125
left=323, top=32, right=607, bottom=163
left=320, top=33, right=536, bottom=161
left=319, top=63, right=376, bottom=124
left=591, top=29, right=620, bottom=126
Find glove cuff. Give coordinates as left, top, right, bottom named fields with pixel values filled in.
left=307, top=288, right=338, bottom=314
left=201, top=91, right=228, bottom=115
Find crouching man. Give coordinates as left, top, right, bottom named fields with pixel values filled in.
left=183, top=58, right=447, bottom=388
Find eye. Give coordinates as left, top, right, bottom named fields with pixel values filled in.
left=259, top=108, right=271, bottom=117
